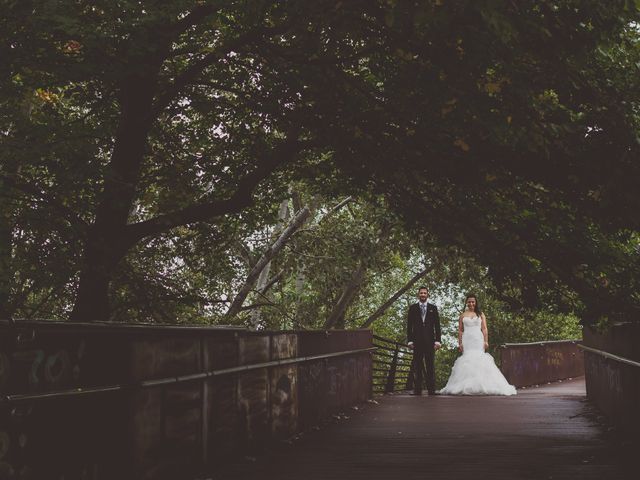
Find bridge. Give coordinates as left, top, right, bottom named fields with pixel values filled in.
left=217, top=378, right=632, bottom=479
left=0, top=320, right=638, bottom=479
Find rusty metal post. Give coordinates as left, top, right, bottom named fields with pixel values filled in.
left=385, top=345, right=399, bottom=393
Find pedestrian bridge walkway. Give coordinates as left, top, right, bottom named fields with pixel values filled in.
left=217, top=377, right=633, bottom=480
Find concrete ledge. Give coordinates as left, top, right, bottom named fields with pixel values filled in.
left=499, top=340, right=584, bottom=387
left=0, top=321, right=372, bottom=479
left=582, top=324, right=640, bottom=438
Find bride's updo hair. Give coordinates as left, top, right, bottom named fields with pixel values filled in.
left=464, top=293, right=482, bottom=316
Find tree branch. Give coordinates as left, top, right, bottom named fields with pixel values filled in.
left=318, top=196, right=354, bottom=223
left=124, top=136, right=304, bottom=244
left=240, top=301, right=278, bottom=312
left=225, top=206, right=311, bottom=320
left=323, top=223, right=393, bottom=329
left=323, top=260, right=367, bottom=330
left=249, top=199, right=289, bottom=327
left=360, top=266, right=431, bottom=329
left=259, top=269, right=285, bottom=296
left=155, top=27, right=265, bottom=113
left=1, top=174, right=88, bottom=231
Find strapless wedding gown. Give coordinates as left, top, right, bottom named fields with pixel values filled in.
left=439, top=316, right=516, bottom=395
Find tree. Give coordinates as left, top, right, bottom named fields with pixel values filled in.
left=2, top=1, right=639, bottom=325
left=3, top=1, right=374, bottom=320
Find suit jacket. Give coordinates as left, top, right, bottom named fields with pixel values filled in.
left=407, top=302, right=441, bottom=350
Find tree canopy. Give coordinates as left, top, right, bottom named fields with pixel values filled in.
left=1, top=1, right=639, bottom=326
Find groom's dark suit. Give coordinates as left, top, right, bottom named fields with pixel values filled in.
left=407, top=302, right=441, bottom=394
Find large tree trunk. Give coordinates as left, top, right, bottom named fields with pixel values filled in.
left=71, top=229, right=130, bottom=322
left=69, top=8, right=230, bottom=322
left=68, top=7, right=308, bottom=323
left=70, top=73, right=161, bottom=322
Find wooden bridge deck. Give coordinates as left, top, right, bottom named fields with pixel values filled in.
left=214, top=377, right=634, bottom=480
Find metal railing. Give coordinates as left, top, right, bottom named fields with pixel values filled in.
left=578, top=344, right=640, bottom=368
left=501, top=339, right=581, bottom=347
left=372, top=335, right=413, bottom=394
left=2, top=346, right=376, bottom=404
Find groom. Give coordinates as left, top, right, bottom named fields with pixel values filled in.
left=407, top=286, right=441, bottom=395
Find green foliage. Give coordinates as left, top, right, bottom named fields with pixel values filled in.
left=1, top=1, right=638, bottom=329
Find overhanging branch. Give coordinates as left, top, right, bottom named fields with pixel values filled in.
left=360, top=266, right=431, bottom=329
left=124, top=137, right=304, bottom=244
left=226, top=206, right=311, bottom=319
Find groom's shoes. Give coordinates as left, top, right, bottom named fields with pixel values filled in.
left=428, top=391, right=439, bottom=396
left=410, top=391, right=423, bottom=396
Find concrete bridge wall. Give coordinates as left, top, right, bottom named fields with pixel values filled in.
left=0, top=321, right=372, bottom=479
left=499, top=340, right=584, bottom=387
left=582, top=323, right=640, bottom=438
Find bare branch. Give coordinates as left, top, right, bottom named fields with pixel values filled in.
left=259, top=269, right=285, bottom=296
left=323, top=261, right=367, bottom=329
left=226, top=206, right=311, bottom=319
left=324, top=223, right=393, bottom=329
left=240, top=301, right=277, bottom=312
left=318, top=196, right=354, bottom=223
left=360, top=266, right=431, bottom=329
left=124, top=136, right=304, bottom=244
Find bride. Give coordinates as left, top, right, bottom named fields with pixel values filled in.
left=439, top=294, right=516, bottom=396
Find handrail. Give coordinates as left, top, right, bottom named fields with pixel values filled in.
left=0, top=318, right=246, bottom=333
left=372, top=334, right=410, bottom=348
left=2, top=346, right=376, bottom=403
left=500, top=339, right=581, bottom=347
left=578, top=344, right=640, bottom=368
left=372, top=343, right=411, bottom=354
left=372, top=334, right=414, bottom=393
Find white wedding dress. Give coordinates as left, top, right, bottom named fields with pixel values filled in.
left=439, top=316, right=516, bottom=395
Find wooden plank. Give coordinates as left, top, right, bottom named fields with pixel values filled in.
left=216, top=377, right=635, bottom=479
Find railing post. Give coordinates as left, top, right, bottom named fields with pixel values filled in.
left=406, top=360, right=414, bottom=391
left=372, top=334, right=414, bottom=394
left=385, top=345, right=399, bottom=393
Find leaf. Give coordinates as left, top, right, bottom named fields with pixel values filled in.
left=453, top=138, right=470, bottom=151
left=385, top=11, right=395, bottom=27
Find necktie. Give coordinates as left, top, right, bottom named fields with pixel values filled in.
left=420, top=303, right=426, bottom=321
